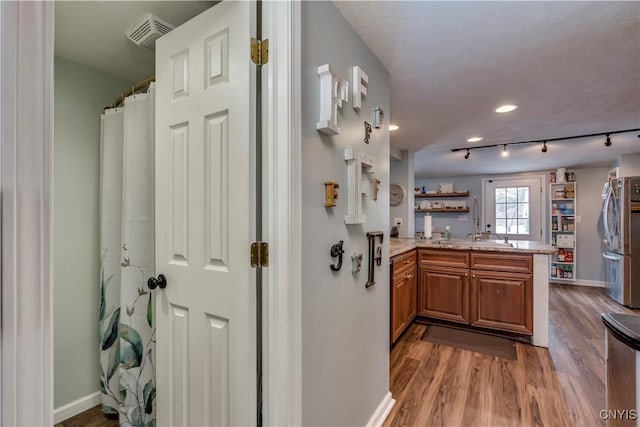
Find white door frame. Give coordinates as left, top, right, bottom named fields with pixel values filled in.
left=481, top=174, right=547, bottom=242
left=261, top=1, right=302, bottom=425
left=0, top=1, right=55, bottom=426
left=0, top=1, right=302, bottom=425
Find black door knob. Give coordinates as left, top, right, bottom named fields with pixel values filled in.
left=147, top=274, right=167, bottom=290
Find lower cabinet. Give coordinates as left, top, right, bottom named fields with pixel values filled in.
left=418, top=267, right=469, bottom=324
left=417, top=249, right=534, bottom=336
left=391, top=270, right=416, bottom=342
left=470, top=270, right=533, bottom=335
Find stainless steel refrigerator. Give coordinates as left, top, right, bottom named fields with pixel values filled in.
left=603, top=177, right=640, bottom=307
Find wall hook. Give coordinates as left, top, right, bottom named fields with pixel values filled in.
left=351, top=252, right=363, bottom=274
left=330, top=240, right=344, bottom=271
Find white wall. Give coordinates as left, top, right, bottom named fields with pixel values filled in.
left=301, top=2, right=391, bottom=425
left=611, top=153, right=640, bottom=178
left=54, top=56, right=131, bottom=408
left=390, top=149, right=415, bottom=237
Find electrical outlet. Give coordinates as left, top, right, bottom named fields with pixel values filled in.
left=394, top=217, right=403, bottom=226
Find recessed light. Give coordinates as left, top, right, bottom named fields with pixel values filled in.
left=389, top=124, right=399, bottom=131
left=467, top=137, right=483, bottom=143
left=496, top=104, right=518, bottom=113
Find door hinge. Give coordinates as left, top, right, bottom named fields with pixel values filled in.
left=251, top=38, right=269, bottom=65
left=251, top=242, right=269, bottom=267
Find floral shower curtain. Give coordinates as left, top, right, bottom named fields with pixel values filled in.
left=99, top=84, right=156, bottom=427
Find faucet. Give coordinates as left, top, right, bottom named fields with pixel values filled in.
left=487, top=233, right=509, bottom=243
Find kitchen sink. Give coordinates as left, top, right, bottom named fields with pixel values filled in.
left=430, top=239, right=516, bottom=248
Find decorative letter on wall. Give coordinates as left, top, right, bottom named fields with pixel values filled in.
left=352, top=66, right=368, bottom=111
left=317, top=64, right=349, bottom=135
left=344, top=148, right=376, bottom=224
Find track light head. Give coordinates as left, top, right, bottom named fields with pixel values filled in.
left=605, top=134, right=612, bottom=147
left=542, top=141, right=548, bottom=153
left=501, top=144, right=509, bottom=157
left=464, top=149, right=470, bottom=159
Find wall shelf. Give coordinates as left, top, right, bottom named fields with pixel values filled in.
left=549, top=182, right=577, bottom=282
left=415, top=191, right=469, bottom=198
left=415, top=208, right=470, bottom=213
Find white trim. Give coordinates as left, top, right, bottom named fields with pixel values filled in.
left=53, top=392, right=102, bottom=424
left=562, top=279, right=607, bottom=288
left=0, top=2, right=54, bottom=426
left=261, top=1, right=302, bottom=425
left=366, top=391, right=395, bottom=427
left=532, top=254, right=549, bottom=348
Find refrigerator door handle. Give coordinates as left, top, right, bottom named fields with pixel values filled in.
left=603, top=188, right=612, bottom=246
left=603, top=252, right=623, bottom=261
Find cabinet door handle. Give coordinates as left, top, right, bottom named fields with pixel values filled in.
left=405, top=260, right=410, bottom=264
left=406, top=274, right=413, bottom=279
left=472, top=274, right=476, bottom=278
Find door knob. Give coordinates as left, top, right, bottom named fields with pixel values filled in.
left=148, top=274, right=167, bottom=290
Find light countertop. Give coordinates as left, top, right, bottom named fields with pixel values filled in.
left=390, top=237, right=556, bottom=258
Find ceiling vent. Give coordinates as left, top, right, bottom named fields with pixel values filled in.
left=126, top=14, right=174, bottom=51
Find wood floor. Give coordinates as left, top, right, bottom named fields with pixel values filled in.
left=54, top=405, right=117, bottom=427
left=384, top=284, right=639, bottom=427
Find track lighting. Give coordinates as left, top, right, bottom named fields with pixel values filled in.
left=450, top=128, right=639, bottom=158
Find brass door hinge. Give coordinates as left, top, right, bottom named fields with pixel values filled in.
left=251, top=38, right=269, bottom=65
left=251, top=242, right=269, bottom=267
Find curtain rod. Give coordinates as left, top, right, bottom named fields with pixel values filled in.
left=104, top=75, right=156, bottom=111
left=450, top=127, right=640, bottom=152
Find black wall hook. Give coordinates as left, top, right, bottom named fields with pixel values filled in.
left=330, top=240, right=345, bottom=271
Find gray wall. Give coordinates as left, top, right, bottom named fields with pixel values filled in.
left=416, top=167, right=608, bottom=283
left=612, top=153, right=640, bottom=178
left=390, top=149, right=415, bottom=237
left=301, top=2, right=391, bottom=425
left=415, top=175, right=484, bottom=238
left=54, top=56, right=131, bottom=408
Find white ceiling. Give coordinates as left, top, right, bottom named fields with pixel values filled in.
left=55, top=1, right=215, bottom=83
left=56, top=1, right=640, bottom=178
left=335, top=1, right=640, bottom=178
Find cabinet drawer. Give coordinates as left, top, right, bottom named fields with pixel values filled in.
left=470, top=252, right=532, bottom=274
left=393, top=250, right=416, bottom=277
left=419, top=249, right=469, bottom=269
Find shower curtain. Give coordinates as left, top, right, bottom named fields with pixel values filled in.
left=99, top=84, right=156, bottom=426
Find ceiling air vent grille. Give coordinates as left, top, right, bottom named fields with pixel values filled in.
left=126, top=14, right=174, bottom=51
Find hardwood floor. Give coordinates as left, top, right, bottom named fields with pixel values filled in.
left=54, top=406, right=117, bottom=427
left=385, top=284, right=639, bottom=427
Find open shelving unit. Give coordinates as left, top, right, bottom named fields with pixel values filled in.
left=415, top=191, right=470, bottom=214
left=415, top=191, right=470, bottom=198
left=549, top=181, right=576, bottom=282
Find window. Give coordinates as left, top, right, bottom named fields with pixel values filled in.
left=494, top=186, right=530, bottom=235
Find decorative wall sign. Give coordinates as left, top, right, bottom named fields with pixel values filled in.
left=373, top=178, right=380, bottom=201
left=364, top=121, right=372, bottom=144
left=372, top=107, right=384, bottom=129
left=352, top=66, right=368, bottom=111
left=344, top=148, right=376, bottom=224
left=330, top=240, right=345, bottom=272
left=316, top=64, right=349, bottom=135
left=324, top=181, right=340, bottom=207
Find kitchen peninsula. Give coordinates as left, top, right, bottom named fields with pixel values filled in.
left=390, top=238, right=556, bottom=348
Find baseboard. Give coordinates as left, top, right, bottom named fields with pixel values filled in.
left=366, top=391, right=395, bottom=427
left=574, top=279, right=606, bottom=288
left=53, top=391, right=102, bottom=424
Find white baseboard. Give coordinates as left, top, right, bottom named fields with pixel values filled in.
left=574, top=279, right=607, bottom=288
left=366, top=391, right=395, bottom=427
left=54, top=391, right=102, bottom=424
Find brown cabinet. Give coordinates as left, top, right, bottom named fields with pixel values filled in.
left=470, top=270, right=533, bottom=335
left=391, top=251, right=417, bottom=343
left=418, top=266, right=469, bottom=324
left=417, top=249, right=534, bottom=336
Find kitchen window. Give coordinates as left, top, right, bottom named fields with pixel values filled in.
left=495, top=186, right=530, bottom=235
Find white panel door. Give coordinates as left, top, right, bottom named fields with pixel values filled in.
left=484, top=177, right=543, bottom=241
left=155, top=2, right=255, bottom=426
